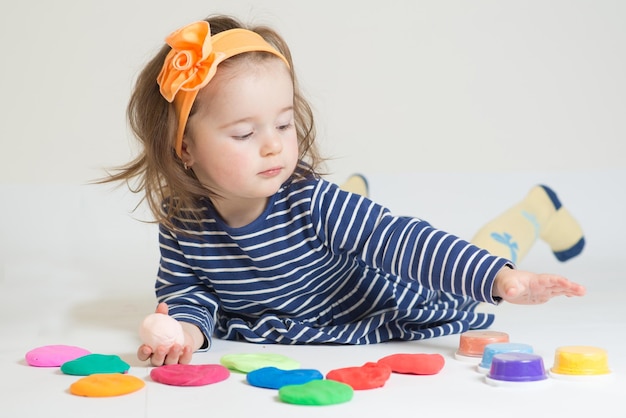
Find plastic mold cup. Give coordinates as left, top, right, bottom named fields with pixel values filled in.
left=477, top=343, right=534, bottom=374
left=485, top=353, right=549, bottom=387
left=455, top=330, right=510, bottom=363
left=550, top=346, right=612, bottom=381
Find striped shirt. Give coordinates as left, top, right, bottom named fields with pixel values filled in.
left=157, top=177, right=510, bottom=349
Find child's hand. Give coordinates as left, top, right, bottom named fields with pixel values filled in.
left=138, top=341, right=194, bottom=367
left=493, top=267, right=586, bottom=305
left=137, top=302, right=198, bottom=366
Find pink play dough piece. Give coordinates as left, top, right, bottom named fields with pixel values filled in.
left=25, top=345, right=91, bottom=367
left=139, top=313, right=185, bottom=350
left=150, top=364, right=231, bottom=386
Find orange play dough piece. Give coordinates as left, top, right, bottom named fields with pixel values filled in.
left=70, top=374, right=145, bottom=397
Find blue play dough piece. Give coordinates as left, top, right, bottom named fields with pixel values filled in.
left=247, top=367, right=324, bottom=389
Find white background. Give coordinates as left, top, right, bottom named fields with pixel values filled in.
left=0, top=0, right=624, bottom=185
left=0, top=2, right=624, bottom=416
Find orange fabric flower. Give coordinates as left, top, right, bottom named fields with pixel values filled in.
left=155, top=20, right=290, bottom=157
left=157, top=21, right=226, bottom=102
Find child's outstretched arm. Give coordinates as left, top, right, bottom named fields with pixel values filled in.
left=137, top=302, right=205, bottom=366
left=493, top=267, right=586, bottom=305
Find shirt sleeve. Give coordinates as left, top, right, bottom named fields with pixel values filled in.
left=156, top=223, right=219, bottom=350
left=310, top=180, right=511, bottom=304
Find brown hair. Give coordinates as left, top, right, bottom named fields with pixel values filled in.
left=100, top=15, right=325, bottom=230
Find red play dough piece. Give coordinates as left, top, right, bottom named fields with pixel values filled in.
left=150, top=363, right=230, bottom=386
left=377, top=353, right=445, bottom=375
left=326, top=362, right=392, bottom=390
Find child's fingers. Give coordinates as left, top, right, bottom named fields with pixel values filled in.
left=179, top=345, right=194, bottom=365
left=137, top=345, right=153, bottom=362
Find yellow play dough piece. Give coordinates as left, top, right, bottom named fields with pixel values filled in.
left=70, top=373, right=145, bottom=397
left=551, top=346, right=611, bottom=375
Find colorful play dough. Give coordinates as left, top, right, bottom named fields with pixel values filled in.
left=377, top=353, right=445, bottom=375
left=220, top=353, right=300, bottom=373
left=550, top=346, right=611, bottom=378
left=247, top=367, right=324, bottom=389
left=150, top=363, right=231, bottom=386
left=455, top=330, right=510, bottom=362
left=279, top=379, right=353, bottom=406
left=477, top=343, right=534, bottom=374
left=485, top=353, right=548, bottom=386
left=326, top=361, right=392, bottom=390
left=25, top=345, right=91, bottom=367
left=60, top=354, right=130, bottom=376
left=70, top=373, right=145, bottom=397
left=139, top=313, right=185, bottom=350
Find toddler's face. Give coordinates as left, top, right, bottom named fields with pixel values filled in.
left=183, top=58, right=298, bottom=203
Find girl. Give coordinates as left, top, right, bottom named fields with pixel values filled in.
left=104, top=15, right=585, bottom=366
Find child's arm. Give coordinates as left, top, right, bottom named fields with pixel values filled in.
left=137, top=302, right=206, bottom=366
left=493, top=267, right=586, bottom=305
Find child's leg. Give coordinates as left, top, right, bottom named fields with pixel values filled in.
left=471, top=185, right=585, bottom=264
left=340, top=174, right=369, bottom=197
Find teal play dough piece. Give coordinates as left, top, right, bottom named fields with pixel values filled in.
left=279, top=379, right=353, bottom=406
left=220, top=353, right=300, bottom=373
left=60, top=354, right=130, bottom=376
left=25, top=345, right=91, bottom=367
left=247, top=367, right=323, bottom=389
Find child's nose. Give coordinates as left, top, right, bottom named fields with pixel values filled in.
left=260, top=131, right=283, bottom=155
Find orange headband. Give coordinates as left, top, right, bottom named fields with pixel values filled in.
left=157, top=21, right=290, bottom=158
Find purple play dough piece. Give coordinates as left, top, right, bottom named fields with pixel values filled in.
left=25, top=345, right=91, bottom=367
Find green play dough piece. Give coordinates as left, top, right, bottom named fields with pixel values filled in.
left=279, top=379, right=353, bottom=406
left=220, top=353, right=300, bottom=373
left=60, top=354, right=130, bottom=376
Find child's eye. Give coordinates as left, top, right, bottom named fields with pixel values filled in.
left=233, top=132, right=253, bottom=140
left=277, top=122, right=293, bottom=131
